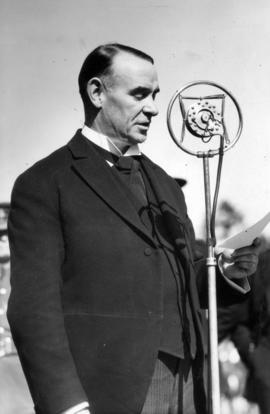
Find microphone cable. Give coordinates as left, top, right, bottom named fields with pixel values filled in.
left=210, top=134, right=225, bottom=247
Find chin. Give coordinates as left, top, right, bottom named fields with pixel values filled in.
left=132, top=133, right=148, bottom=144
left=126, top=128, right=148, bottom=145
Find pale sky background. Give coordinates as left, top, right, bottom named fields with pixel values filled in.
left=1, top=0, right=270, bottom=240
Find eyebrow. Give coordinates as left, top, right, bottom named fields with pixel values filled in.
left=130, top=86, right=160, bottom=95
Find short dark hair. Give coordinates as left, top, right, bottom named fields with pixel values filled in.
left=78, top=43, right=154, bottom=107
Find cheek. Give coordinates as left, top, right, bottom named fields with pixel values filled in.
left=128, top=106, right=143, bottom=124
left=106, top=96, right=140, bottom=129
left=108, top=99, right=128, bottom=120
left=104, top=105, right=124, bottom=127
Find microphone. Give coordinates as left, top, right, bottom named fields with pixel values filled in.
left=166, top=81, right=243, bottom=414
left=167, top=80, right=243, bottom=157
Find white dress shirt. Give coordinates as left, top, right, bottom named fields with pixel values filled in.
left=81, top=124, right=141, bottom=161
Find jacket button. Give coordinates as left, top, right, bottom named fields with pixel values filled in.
left=144, top=247, right=152, bottom=256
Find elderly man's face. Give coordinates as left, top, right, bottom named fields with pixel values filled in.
left=99, top=52, right=159, bottom=149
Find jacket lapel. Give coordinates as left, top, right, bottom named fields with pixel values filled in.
left=68, top=131, right=156, bottom=246
left=140, top=156, right=198, bottom=297
left=140, top=155, right=191, bottom=255
left=140, top=155, right=187, bottom=224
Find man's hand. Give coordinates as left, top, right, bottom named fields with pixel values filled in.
left=219, top=238, right=261, bottom=280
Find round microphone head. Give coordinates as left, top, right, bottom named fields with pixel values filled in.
left=186, top=102, right=225, bottom=141
left=167, top=81, right=243, bottom=157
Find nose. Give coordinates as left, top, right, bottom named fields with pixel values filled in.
left=142, top=97, right=159, bottom=117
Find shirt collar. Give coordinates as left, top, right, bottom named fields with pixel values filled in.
left=81, top=125, right=141, bottom=157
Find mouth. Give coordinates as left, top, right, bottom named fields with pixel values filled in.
left=137, top=122, right=151, bottom=130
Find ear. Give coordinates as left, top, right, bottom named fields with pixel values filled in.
left=86, top=77, right=104, bottom=109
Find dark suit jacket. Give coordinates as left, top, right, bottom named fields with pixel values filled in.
left=8, top=130, right=246, bottom=414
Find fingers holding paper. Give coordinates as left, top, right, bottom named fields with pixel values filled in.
left=219, top=238, right=261, bottom=280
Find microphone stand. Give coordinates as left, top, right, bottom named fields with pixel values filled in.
left=167, top=81, right=243, bottom=414
left=198, top=141, right=225, bottom=414
left=202, top=153, right=220, bottom=414
left=192, top=149, right=222, bottom=414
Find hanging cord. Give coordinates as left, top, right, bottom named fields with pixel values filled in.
left=210, top=135, right=225, bottom=247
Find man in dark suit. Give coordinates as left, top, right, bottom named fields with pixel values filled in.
left=7, top=43, right=260, bottom=414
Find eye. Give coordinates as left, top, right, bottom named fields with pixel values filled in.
left=131, top=88, right=149, bottom=100
left=131, top=87, right=159, bottom=101
left=133, top=92, right=146, bottom=100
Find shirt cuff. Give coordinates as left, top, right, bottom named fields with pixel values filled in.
left=60, top=402, right=89, bottom=414
left=218, top=255, right=250, bottom=294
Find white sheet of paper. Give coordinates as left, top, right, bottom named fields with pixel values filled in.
left=218, top=212, right=270, bottom=249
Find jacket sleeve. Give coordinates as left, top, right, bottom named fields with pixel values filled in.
left=7, top=169, right=88, bottom=414
left=185, top=218, right=250, bottom=308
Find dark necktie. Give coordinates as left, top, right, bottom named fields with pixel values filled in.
left=114, top=156, right=148, bottom=206
left=89, top=141, right=148, bottom=206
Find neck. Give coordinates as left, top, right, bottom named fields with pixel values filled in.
left=85, top=121, right=131, bottom=154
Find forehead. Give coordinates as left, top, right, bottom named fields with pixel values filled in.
left=109, top=51, right=159, bottom=89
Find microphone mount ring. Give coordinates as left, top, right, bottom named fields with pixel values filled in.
left=167, top=80, right=243, bottom=157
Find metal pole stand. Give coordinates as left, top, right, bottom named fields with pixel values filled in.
left=203, top=155, right=221, bottom=414
left=167, top=80, right=243, bottom=414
